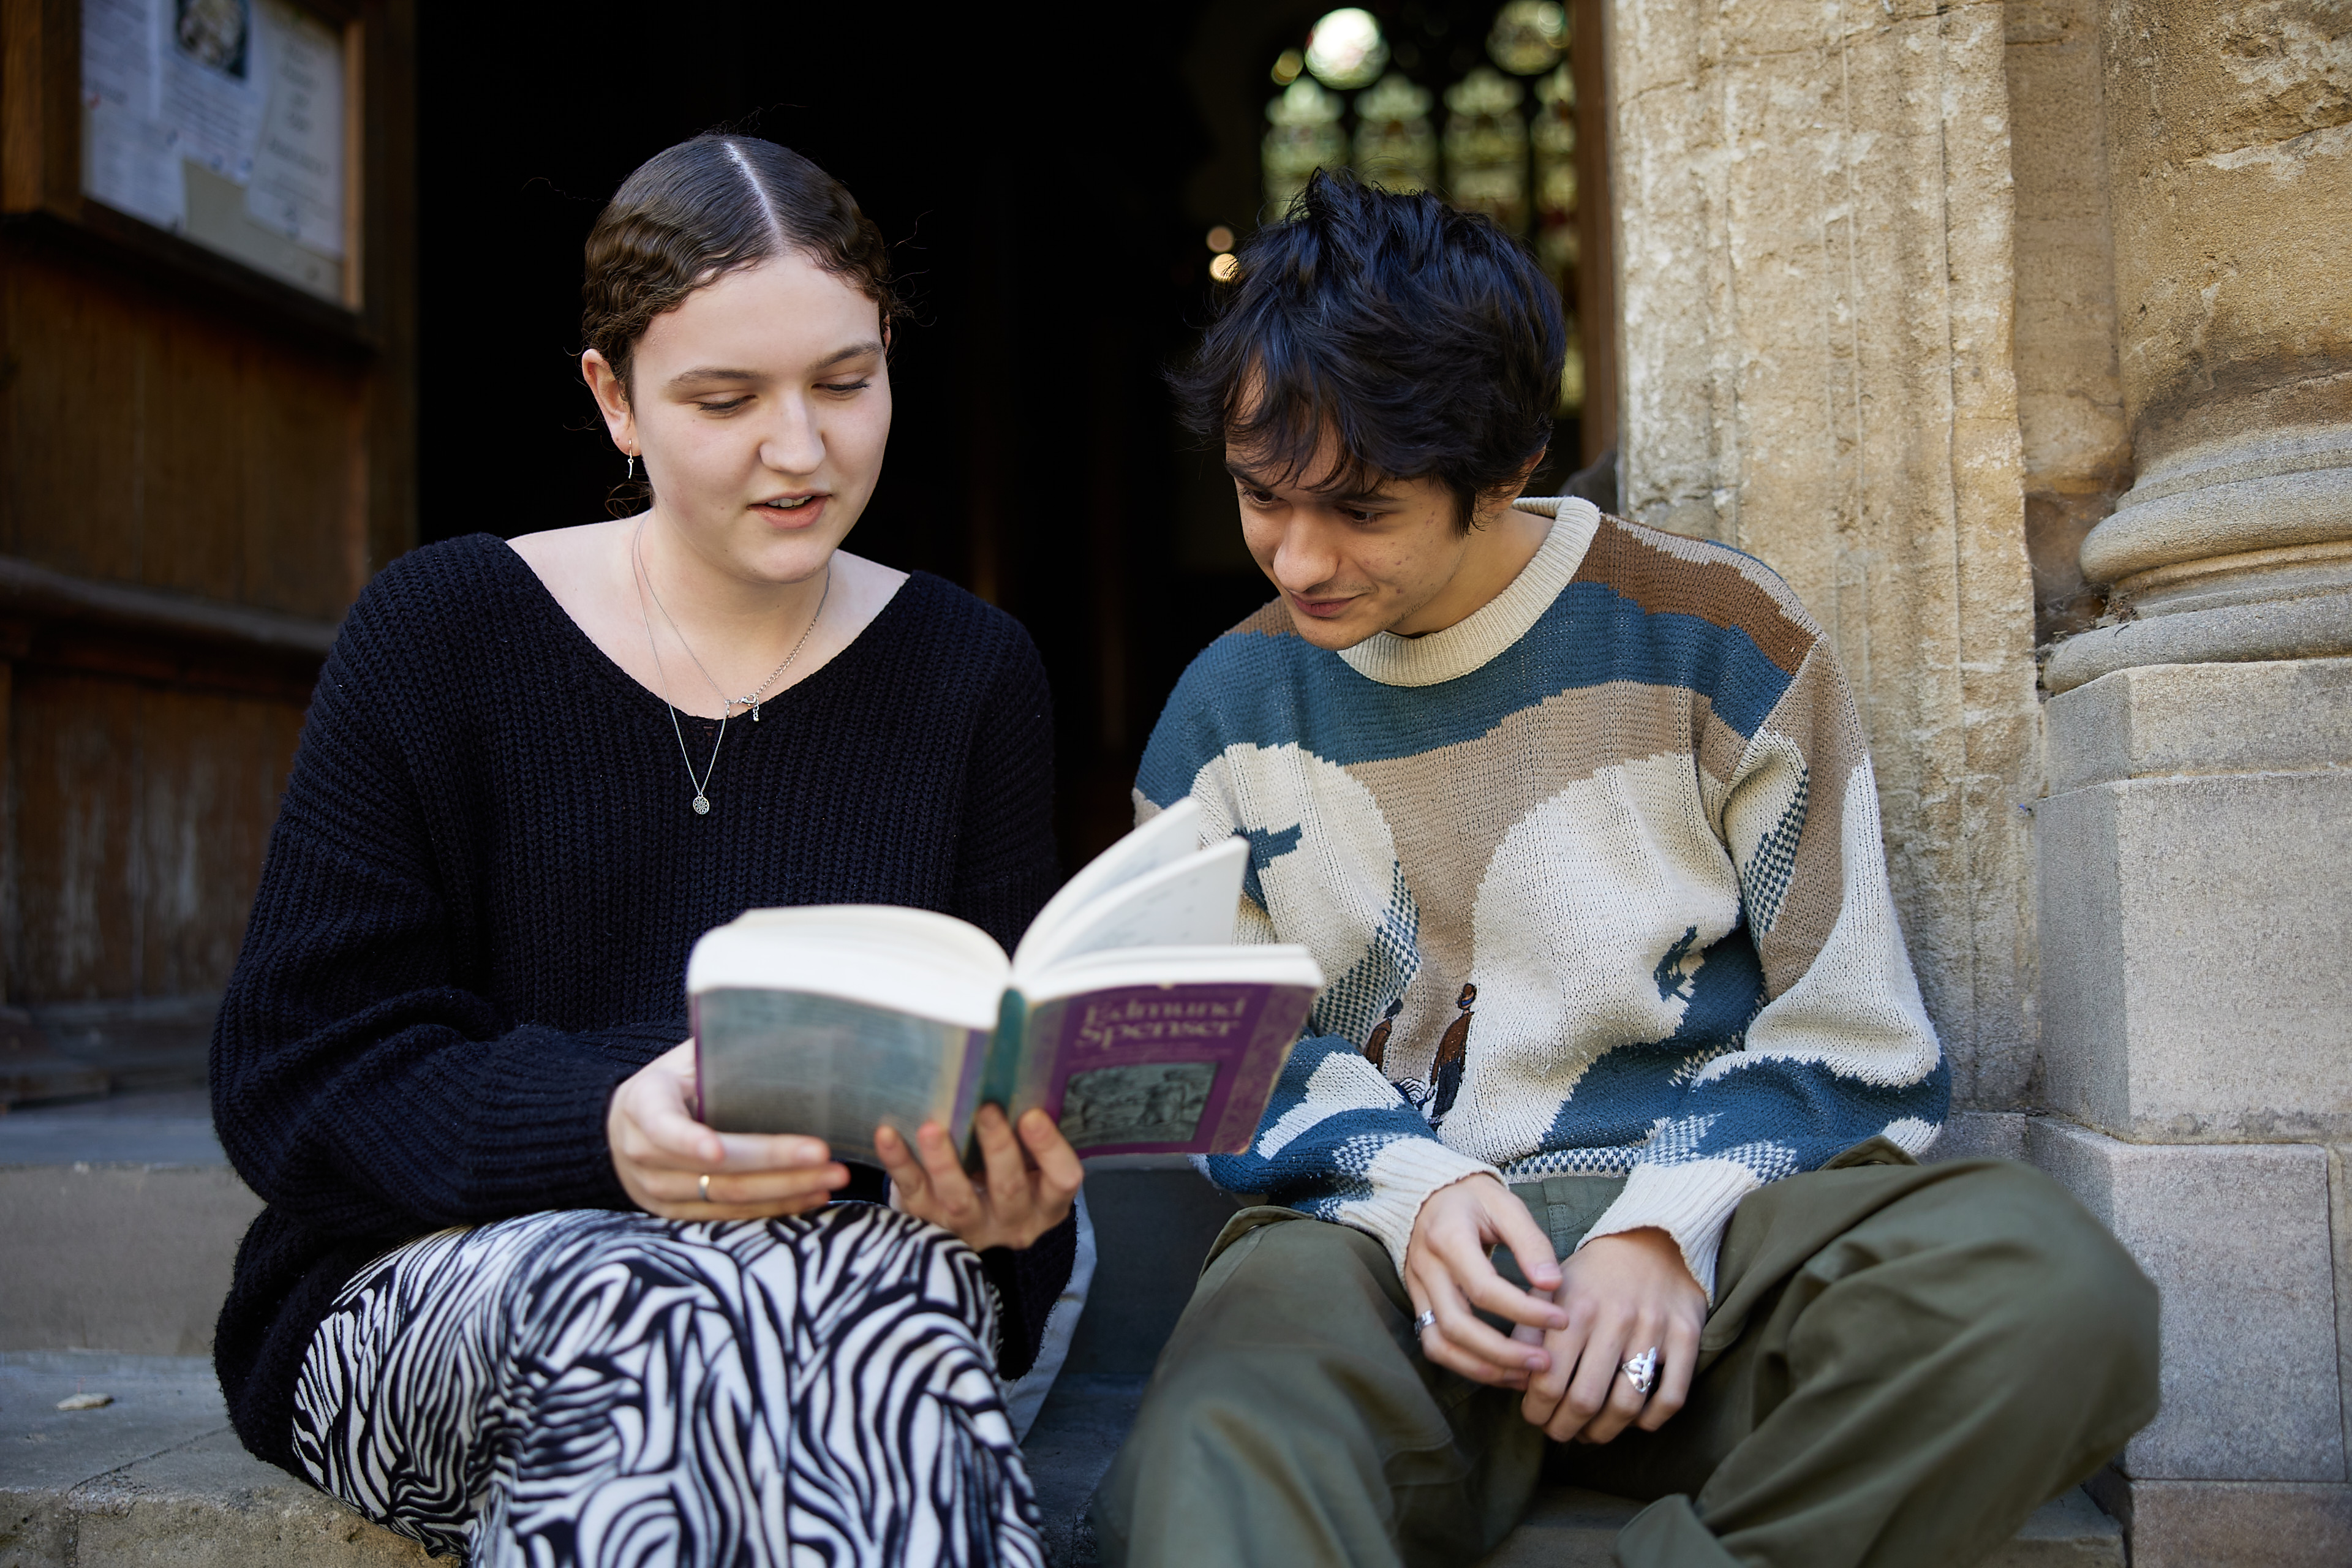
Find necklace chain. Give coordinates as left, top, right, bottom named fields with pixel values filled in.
left=631, top=521, right=834, bottom=815
left=642, top=549, right=831, bottom=725
left=631, top=521, right=723, bottom=814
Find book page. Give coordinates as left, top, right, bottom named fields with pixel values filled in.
left=1012, top=797, right=1205, bottom=971
left=1014, top=835, right=1249, bottom=979
left=694, top=989, right=981, bottom=1165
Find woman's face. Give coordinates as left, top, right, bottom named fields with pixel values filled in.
left=585, top=251, right=892, bottom=584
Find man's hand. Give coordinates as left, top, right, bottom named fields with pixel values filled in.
left=1517, top=1227, right=1706, bottom=1444
left=608, top=1041, right=850, bottom=1219
left=875, top=1105, right=1082, bottom=1252
left=1403, top=1174, right=1570, bottom=1388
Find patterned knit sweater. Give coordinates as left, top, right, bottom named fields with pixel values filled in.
left=211, top=535, right=1071, bottom=1475
left=1133, top=497, right=1947, bottom=1295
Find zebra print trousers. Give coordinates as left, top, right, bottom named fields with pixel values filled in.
left=291, top=1204, right=1046, bottom=1567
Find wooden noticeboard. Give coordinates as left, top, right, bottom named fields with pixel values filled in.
left=2, top=0, right=388, bottom=340
left=81, top=0, right=361, bottom=306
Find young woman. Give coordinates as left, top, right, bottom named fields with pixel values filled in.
left=209, top=135, right=1080, bottom=1567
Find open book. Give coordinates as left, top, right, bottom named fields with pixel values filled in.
left=688, top=800, right=1321, bottom=1163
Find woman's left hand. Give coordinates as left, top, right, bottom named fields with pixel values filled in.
left=875, top=1105, right=1082, bottom=1251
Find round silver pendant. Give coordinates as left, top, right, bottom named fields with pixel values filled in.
left=693, top=795, right=710, bottom=815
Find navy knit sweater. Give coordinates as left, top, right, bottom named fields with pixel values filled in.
left=210, top=534, right=1071, bottom=1476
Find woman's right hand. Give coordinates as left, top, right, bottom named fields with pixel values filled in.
left=607, top=1040, right=848, bottom=1219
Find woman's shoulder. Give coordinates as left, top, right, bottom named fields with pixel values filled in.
left=862, top=567, right=1043, bottom=682
left=882, top=569, right=1034, bottom=649
left=358, top=532, right=535, bottom=608
left=327, top=534, right=563, bottom=694
left=345, top=533, right=538, bottom=631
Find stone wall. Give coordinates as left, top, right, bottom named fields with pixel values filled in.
left=1606, top=0, right=2043, bottom=1110
left=2005, top=0, right=2134, bottom=642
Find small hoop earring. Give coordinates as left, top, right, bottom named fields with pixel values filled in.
left=626, top=454, right=636, bottom=480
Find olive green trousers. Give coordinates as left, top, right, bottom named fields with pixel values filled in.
left=1093, top=1150, right=2158, bottom=1568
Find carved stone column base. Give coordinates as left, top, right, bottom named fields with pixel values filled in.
left=2048, top=428, right=2352, bottom=691
left=2047, top=590, right=2352, bottom=692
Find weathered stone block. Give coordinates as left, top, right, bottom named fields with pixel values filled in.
left=0, top=1164, right=261, bottom=1355
left=2035, top=763, right=2352, bottom=1141
left=2331, top=1143, right=2352, bottom=1471
left=2026, top=1120, right=2343, bottom=1483
left=1925, top=1109, right=2029, bottom=1164
left=2045, top=658, right=2352, bottom=794
left=2092, top=1474, right=2352, bottom=1568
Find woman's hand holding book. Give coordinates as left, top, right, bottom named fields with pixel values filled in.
left=608, top=1040, right=851, bottom=1218
left=876, top=1105, right=1083, bottom=1252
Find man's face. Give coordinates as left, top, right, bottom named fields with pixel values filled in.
left=1229, top=435, right=1488, bottom=650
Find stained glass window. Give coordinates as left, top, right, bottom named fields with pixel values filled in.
left=1257, top=2, right=1591, bottom=414
left=1354, top=74, right=1437, bottom=195
left=1262, top=78, right=1348, bottom=217
left=1443, top=67, right=1528, bottom=235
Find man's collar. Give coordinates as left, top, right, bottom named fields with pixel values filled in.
left=1335, top=497, right=1600, bottom=688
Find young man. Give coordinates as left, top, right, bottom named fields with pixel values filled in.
left=1096, top=173, right=2158, bottom=1568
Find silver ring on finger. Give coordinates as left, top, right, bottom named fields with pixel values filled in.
left=1412, top=1310, right=1439, bottom=1336
left=1622, top=1345, right=1659, bottom=1396
left=698, top=1173, right=712, bottom=1204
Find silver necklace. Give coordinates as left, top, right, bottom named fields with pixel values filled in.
left=632, top=522, right=726, bottom=815
left=643, top=548, right=832, bottom=724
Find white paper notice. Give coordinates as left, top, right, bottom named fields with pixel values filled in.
left=83, top=0, right=161, bottom=114
left=80, top=0, right=349, bottom=301
left=160, top=0, right=265, bottom=181
left=83, top=0, right=185, bottom=228
left=86, top=98, right=186, bottom=230
left=244, top=1, right=342, bottom=257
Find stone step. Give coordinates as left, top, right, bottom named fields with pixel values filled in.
left=0, top=1090, right=254, bottom=1357
left=0, top=1352, right=432, bottom=1567
left=1, top=1355, right=2119, bottom=1568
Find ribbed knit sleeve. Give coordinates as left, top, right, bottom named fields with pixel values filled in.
left=1575, top=638, right=1947, bottom=1294
left=209, top=677, right=650, bottom=1235
left=1198, top=1036, right=1496, bottom=1273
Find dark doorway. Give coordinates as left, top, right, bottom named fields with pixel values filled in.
left=415, top=2, right=1234, bottom=869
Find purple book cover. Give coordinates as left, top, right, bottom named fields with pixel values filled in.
left=1015, top=981, right=1314, bottom=1156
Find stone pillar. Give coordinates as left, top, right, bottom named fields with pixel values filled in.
left=2030, top=1, right=2352, bottom=1559
left=2044, top=0, right=2352, bottom=693
left=1605, top=0, right=2043, bottom=1109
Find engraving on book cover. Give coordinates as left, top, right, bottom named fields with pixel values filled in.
left=1057, top=1060, right=1217, bottom=1148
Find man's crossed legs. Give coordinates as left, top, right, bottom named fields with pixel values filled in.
left=1096, top=1154, right=2157, bottom=1568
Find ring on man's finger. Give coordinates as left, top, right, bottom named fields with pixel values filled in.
left=1412, top=1310, right=1438, bottom=1336
left=1621, top=1345, right=1659, bottom=1395
left=698, top=1173, right=712, bottom=1204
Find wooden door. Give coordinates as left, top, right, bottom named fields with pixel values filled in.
left=0, top=0, right=413, bottom=1099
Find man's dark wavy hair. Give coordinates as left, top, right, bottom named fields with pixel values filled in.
left=1170, top=169, right=1567, bottom=531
